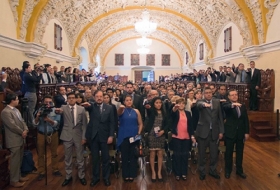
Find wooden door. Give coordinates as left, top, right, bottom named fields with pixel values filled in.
left=134, top=71, right=143, bottom=82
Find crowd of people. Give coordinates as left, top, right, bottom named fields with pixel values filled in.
left=0, top=60, right=260, bottom=188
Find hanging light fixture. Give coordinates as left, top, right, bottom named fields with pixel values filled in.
left=137, top=47, right=150, bottom=54
left=136, top=36, right=152, bottom=47
left=135, top=10, right=157, bottom=36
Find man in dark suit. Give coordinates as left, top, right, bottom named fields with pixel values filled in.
left=82, top=90, right=114, bottom=187
left=196, top=87, right=224, bottom=180
left=1, top=93, right=29, bottom=188
left=214, top=66, right=226, bottom=82
left=54, top=86, right=67, bottom=108
left=247, top=61, right=261, bottom=110
left=223, top=89, right=249, bottom=179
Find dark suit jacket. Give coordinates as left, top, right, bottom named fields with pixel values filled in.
left=54, top=94, right=67, bottom=108
left=223, top=102, right=249, bottom=139
left=170, top=110, right=194, bottom=137
left=248, top=68, right=261, bottom=86
left=196, top=99, right=224, bottom=140
left=85, top=103, right=114, bottom=142
left=132, top=94, right=144, bottom=120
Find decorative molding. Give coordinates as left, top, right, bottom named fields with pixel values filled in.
left=0, top=34, right=78, bottom=64
left=193, top=40, right=280, bottom=67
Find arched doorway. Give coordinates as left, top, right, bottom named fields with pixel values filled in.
left=131, top=66, right=155, bottom=82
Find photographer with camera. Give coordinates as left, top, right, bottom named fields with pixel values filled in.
left=23, top=62, right=42, bottom=126
left=33, top=95, right=62, bottom=181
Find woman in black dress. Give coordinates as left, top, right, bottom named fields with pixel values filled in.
left=145, top=97, right=168, bottom=182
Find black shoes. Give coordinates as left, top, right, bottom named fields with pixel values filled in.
left=37, top=174, right=45, bottom=181
left=80, top=178, right=87, bottom=186
left=104, top=179, right=111, bottom=186
left=225, top=173, right=231, bottom=179
left=199, top=174, right=206, bottom=180
left=53, top=171, right=62, bottom=177
left=236, top=172, right=247, bottom=179
left=62, top=177, right=72, bottom=186
left=90, top=179, right=100, bottom=187
left=209, top=171, right=220, bottom=179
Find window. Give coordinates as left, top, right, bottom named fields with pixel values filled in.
left=54, top=23, right=62, bottom=51
left=186, top=52, right=189, bottom=65
left=199, top=43, right=204, bottom=60
left=224, top=27, right=232, bottom=52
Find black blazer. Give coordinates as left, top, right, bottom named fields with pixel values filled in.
left=170, top=110, right=194, bottom=137
left=133, top=94, right=144, bottom=120
left=248, top=68, right=261, bottom=86
left=144, top=111, right=169, bottom=134
left=85, top=103, right=114, bottom=142
left=223, top=102, right=249, bottom=139
left=54, top=94, right=67, bottom=108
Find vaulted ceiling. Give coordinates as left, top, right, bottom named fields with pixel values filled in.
left=9, top=0, right=280, bottom=64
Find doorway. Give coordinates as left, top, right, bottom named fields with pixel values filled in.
left=133, top=66, right=155, bottom=82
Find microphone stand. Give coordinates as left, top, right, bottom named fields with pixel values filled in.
left=44, top=120, right=48, bottom=185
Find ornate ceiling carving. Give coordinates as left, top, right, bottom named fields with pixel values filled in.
left=97, top=29, right=187, bottom=67
left=8, top=0, right=280, bottom=64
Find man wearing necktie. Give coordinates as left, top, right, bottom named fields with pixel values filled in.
left=196, top=87, right=224, bottom=180
left=223, top=89, right=249, bottom=179
left=57, top=92, right=88, bottom=186
left=42, top=64, right=53, bottom=84
left=1, top=93, right=29, bottom=188
left=82, top=90, right=115, bottom=187
left=247, top=61, right=261, bottom=111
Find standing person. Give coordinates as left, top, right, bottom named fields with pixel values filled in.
left=33, top=95, right=62, bottom=181
left=223, top=90, right=249, bottom=179
left=23, top=62, right=42, bottom=125
left=145, top=97, right=168, bottom=182
left=247, top=61, right=261, bottom=111
left=57, top=92, right=88, bottom=186
left=1, top=93, right=29, bottom=188
left=170, top=98, right=195, bottom=181
left=196, top=87, right=224, bottom=180
left=103, top=93, right=119, bottom=136
left=117, top=95, right=143, bottom=182
left=82, top=90, right=115, bottom=187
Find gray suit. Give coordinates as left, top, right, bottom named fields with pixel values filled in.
left=60, top=104, right=87, bottom=179
left=234, top=69, right=249, bottom=83
left=1, top=106, right=28, bottom=183
left=196, top=99, right=224, bottom=175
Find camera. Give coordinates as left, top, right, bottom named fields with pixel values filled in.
left=39, top=103, right=54, bottom=117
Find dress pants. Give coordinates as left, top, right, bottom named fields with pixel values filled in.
left=37, top=132, right=59, bottom=174
left=249, top=85, right=258, bottom=110
left=172, top=138, right=190, bottom=176
left=197, top=130, right=219, bottom=175
left=63, top=138, right=85, bottom=179
left=120, top=138, right=138, bottom=178
left=9, top=145, right=24, bottom=183
left=90, top=134, right=110, bottom=180
left=24, top=92, right=37, bottom=125
left=225, top=136, right=244, bottom=174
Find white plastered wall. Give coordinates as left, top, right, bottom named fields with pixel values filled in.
left=266, top=4, right=280, bottom=43
left=0, top=0, right=17, bottom=38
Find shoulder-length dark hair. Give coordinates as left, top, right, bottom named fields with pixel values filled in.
left=150, top=97, right=166, bottom=118
left=103, top=93, right=112, bottom=105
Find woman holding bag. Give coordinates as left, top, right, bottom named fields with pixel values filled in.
left=145, top=97, right=169, bottom=182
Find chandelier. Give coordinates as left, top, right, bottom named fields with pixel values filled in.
left=137, top=47, right=150, bottom=54
left=136, top=36, right=152, bottom=47
left=135, top=10, right=157, bottom=36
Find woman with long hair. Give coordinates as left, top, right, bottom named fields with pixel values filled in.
left=145, top=97, right=168, bottom=182
left=171, top=98, right=196, bottom=181
left=117, top=95, right=143, bottom=182
left=76, top=93, right=85, bottom=105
